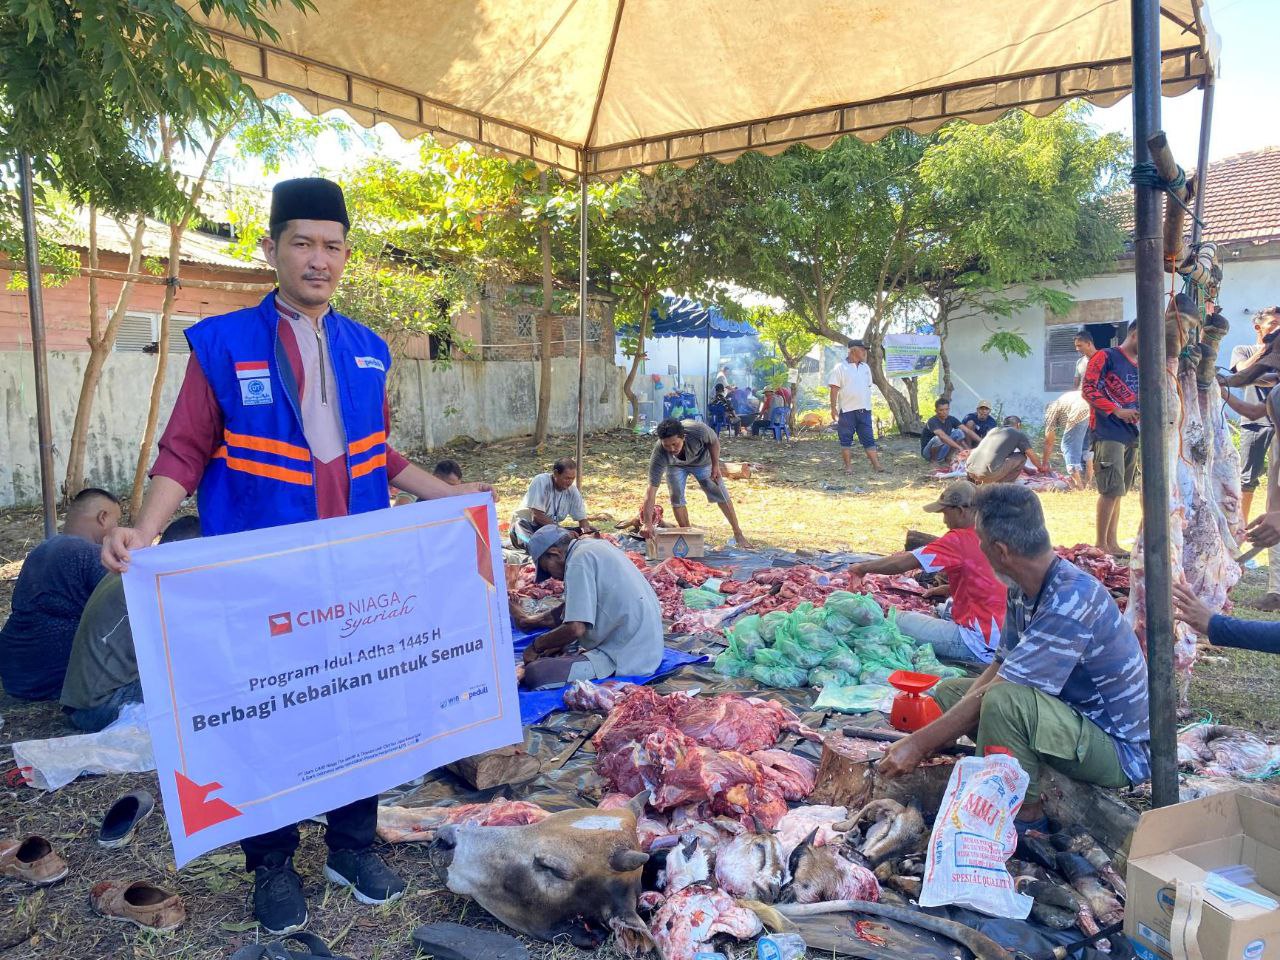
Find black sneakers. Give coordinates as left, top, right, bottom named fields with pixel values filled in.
left=253, top=853, right=308, bottom=935
left=324, top=848, right=405, bottom=906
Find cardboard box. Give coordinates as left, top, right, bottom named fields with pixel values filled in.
left=646, top=527, right=706, bottom=560
left=1126, top=790, right=1280, bottom=960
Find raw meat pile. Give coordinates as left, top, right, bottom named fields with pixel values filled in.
left=854, top=573, right=939, bottom=616
left=508, top=566, right=564, bottom=600
left=1177, top=723, right=1280, bottom=779
left=583, top=687, right=819, bottom=830
left=376, top=799, right=549, bottom=843
left=1056, top=545, right=1131, bottom=610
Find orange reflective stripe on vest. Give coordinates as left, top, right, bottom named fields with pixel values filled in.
left=223, top=429, right=312, bottom=463
left=212, top=445, right=313, bottom=486
left=351, top=453, right=387, bottom=479
left=348, top=430, right=386, bottom=456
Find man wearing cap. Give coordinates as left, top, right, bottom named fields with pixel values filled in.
left=512, top=527, right=663, bottom=690
left=961, top=401, right=998, bottom=444
left=964, top=417, right=1045, bottom=486
left=844, top=480, right=1006, bottom=665
left=828, top=340, right=885, bottom=474
left=101, top=178, right=494, bottom=935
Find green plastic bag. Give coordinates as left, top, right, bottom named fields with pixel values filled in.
left=821, top=644, right=862, bottom=675
left=790, top=621, right=841, bottom=652
left=760, top=610, right=793, bottom=644
left=808, top=667, right=860, bottom=688
left=823, top=611, right=855, bottom=636
left=715, top=649, right=753, bottom=678
left=813, top=683, right=895, bottom=714
left=912, top=643, right=966, bottom=680
left=775, top=634, right=827, bottom=669
left=728, top=615, right=765, bottom=658
left=860, top=664, right=898, bottom=686
left=682, top=586, right=726, bottom=610
left=750, top=648, right=810, bottom=688
left=824, top=591, right=884, bottom=627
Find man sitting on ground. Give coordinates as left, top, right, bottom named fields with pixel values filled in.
left=877, top=484, right=1150, bottom=829
left=921, top=398, right=968, bottom=465
left=961, top=401, right=998, bottom=444
left=60, top=517, right=202, bottom=731
left=642, top=418, right=752, bottom=547
left=1042, top=390, right=1094, bottom=490
left=845, top=480, right=1005, bottom=666
left=513, top=526, right=663, bottom=690
left=965, top=417, right=1045, bottom=485
left=0, top=488, right=121, bottom=700
left=511, top=457, right=593, bottom=547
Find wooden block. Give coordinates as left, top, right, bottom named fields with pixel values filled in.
left=810, top=734, right=955, bottom=811
left=447, top=745, right=540, bottom=791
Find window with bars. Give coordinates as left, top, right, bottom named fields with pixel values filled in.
left=1044, top=326, right=1082, bottom=391
left=515, top=311, right=535, bottom=339
left=113, top=313, right=198, bottom=353
left=587, top=320, right=601, bottom=342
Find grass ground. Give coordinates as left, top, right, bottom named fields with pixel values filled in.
left=1, top=428, right=1276, bottom=958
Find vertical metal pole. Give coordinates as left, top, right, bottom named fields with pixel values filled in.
left=677, top=337, right=682, bottom=388
left=19, top=153, right=58, bottom=539
left=1131, top=0, right=1178, bottom=809
left=705, top=335, right=711, bottom=416
left=575, top=172, right=587, bottom=487
left=1190, top=76, right=1215, bottom=249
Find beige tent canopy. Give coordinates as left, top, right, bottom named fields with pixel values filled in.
left=201, top=0, right=1216, bottom=176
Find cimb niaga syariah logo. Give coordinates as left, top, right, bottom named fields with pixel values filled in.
left=267, top=591, right=417, bottom=640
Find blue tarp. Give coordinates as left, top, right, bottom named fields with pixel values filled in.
left=511, top=625, right=707, bottom=726
left=619, top=295, right=757, bottom=340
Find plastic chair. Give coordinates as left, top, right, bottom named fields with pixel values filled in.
left=767, top=405, right=792, bottom=440
left=707, top=400, right=730, bottom=436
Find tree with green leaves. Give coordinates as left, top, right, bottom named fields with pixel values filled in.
left=748, top=304, right=818, bottom=427
left=914, top=105, right=1126, bottom=398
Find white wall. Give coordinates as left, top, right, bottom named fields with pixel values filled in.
left=944, top=251, right=1280, bottom=425
left=615, top=337, right=724, bottom=426
left=0, top=350, right=625, bottom=508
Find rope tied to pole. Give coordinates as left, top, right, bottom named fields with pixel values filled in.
left=1130, top=161, right=1206, bottom=233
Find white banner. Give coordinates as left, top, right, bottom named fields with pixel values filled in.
left=884, top=333, right=941, bottom=379
left=123, top=494, right=519, bottom=866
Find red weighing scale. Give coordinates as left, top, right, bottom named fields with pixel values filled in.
left=887, top=670, right=943, bottom=732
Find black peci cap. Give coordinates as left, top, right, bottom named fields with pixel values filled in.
left=269, top=178, right=350, bottom=229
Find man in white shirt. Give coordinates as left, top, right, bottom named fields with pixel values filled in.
left=828, top=340, right=884, bottom=473
left=511, top=457, right=593, bottom=547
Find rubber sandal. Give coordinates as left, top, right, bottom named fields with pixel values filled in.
left=411, top=921, right=530, bottom=960
left=98, top=790, right=156, bottom=847
left=231, top=932, right=350, bottom=960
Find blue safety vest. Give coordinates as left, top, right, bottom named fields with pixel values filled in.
left=185, top=293, right=393, bottom=536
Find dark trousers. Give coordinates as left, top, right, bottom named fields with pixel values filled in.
left=241, top=795, right=379, bottom=871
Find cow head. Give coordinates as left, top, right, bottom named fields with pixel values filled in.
left=435, top=791, right=656, bottom=952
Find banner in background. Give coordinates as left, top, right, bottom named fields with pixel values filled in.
left=884, top=333, right=941, bottom=379
left=123, top=494, right=519, bottom=866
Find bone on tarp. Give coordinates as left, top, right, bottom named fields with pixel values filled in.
left=434, top=791, right=656, bottom=953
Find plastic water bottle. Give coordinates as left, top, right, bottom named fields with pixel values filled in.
left=758, top=932, right=808, bottom=960
left=693, top=953, right=729, bottom=960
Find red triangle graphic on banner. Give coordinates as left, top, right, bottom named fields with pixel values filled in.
left=465, top=504, right=495, bottom=588
left=174, top=771, right=242, bottom=836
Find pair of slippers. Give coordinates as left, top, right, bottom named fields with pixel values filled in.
left=231, top=932, right=352, bottom=960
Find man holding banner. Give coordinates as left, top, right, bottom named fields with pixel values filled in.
left=103, top=178, right=494, bottom=935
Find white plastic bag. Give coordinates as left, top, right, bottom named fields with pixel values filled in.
left=918, top=753, right=1032, bottom=918
left=12, top=702, right=155, bottom=791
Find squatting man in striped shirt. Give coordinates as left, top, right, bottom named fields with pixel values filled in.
left=876, top=483, right=1150, bottom=831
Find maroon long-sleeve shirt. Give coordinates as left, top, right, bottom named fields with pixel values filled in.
left=151, top=315, right=408, bottom=519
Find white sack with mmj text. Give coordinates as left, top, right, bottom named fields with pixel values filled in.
left=918, top=753, right=1032, bottom=918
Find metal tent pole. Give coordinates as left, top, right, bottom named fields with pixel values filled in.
left=705, top=335, right=711, bottom=416
left=19, top=152, right=58, bottom=539
left=575, top=172, right=587, bottom=487
left=677, top=337, right=682, bottom=390
left=1191, top=76, right=1215, bottom=248
left=1131, top=0, right=1178, bottom=809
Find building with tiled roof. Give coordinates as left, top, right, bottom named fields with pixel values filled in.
left=948, top=147, right=1280, bottom=422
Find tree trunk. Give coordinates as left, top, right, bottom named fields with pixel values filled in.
left=128, top=124, right=227, bottom=511
left=531, top=216, right=554, bottom=450
left=64, top=213, right=147, bottom=499
left=904, top=375, right=920, bottom=417
left=621, top=289, right=652, bottom=426
left=935, top=298, right=954, bottom=399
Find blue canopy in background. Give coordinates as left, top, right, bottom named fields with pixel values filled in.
left=645, top=295, right=757, bottom=339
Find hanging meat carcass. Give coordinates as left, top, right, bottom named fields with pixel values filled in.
left=1126, top=283, right=1242, bottom=696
